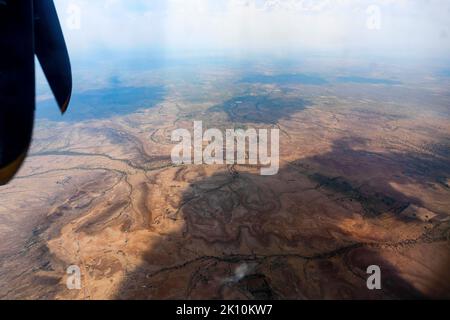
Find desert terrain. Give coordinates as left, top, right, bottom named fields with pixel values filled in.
left=0, top=58, right=449, bottom=299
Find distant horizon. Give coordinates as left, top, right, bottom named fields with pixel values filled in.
left=55, top=0, right=450, bottom=62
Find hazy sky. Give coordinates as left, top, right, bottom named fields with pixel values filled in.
left=54, top=0, right=450, bottom=59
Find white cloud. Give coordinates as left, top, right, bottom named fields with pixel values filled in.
left=55, top=0, right=450, bottom=58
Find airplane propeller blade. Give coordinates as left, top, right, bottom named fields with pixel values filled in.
left=0, top=0, right=35, bottom=185
left=0, top=0, right=72, bottom=185
left=34, top=0, right=72, bottom=114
